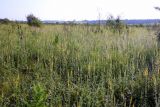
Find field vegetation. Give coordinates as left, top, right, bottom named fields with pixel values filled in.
left=0, top=21, right=160, bottom=106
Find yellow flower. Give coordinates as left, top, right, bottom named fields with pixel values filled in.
left=14, top=73, right=20, bottom=88
left=152, top=75, right=156, bottom=85
left=143, top=68, right=148, bottom=77
left=108, top=80, right=112, bottom=90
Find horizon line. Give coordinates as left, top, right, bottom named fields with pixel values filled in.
left=1, top=18, right=160, bottom=22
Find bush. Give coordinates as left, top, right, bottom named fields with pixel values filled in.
left=26, top=14, right=42, bottom=27
left=106, top=15, right=125, bottom=33
left=0, top=18, right=10, bottom=24
left=106, top=15, right=116, bottom=28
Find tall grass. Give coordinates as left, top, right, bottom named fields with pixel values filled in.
left=0, top=23, right=160, bottom=106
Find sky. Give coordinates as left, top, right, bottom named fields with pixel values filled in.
left=0, top=0, right=160, bottom=21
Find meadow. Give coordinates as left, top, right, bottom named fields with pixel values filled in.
left=0, top=23, right=160, bottom=107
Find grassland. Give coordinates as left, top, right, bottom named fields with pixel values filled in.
left=0, top=23, right=160, bottom=107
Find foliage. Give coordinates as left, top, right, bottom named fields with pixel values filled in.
left=24, top=83, right=48, bottom=107
left=0, top=18, right=11, bottom=24
left=26, top=14, right=42, bottom=27
left=106, top=15, right=116, bottom=28
left=155, top=7, right=160, bottom=11
left=0, top=24, right=160, bottom=106
left=106, top=15, right=125, bottom=33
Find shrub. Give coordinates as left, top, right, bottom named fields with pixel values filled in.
left=26, top=14, right=42, bottom=27
left=106, top=15, right=116, bottom=29
left=0, top=18, right=10, bottom=24
left=106, top=15, right=125, bottom=34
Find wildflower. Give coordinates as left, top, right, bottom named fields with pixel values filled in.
left=143, top=68, right=148, bottom=77
left=108, top=80, right=112, bottom=90
left=15, top=73, right=20, bottom=88
left=152, top=75, right=156, bottom=85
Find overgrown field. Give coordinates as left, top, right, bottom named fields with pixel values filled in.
left=1, top=23, right=160, bottom=107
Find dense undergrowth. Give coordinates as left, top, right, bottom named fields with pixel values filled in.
left=0, top=23, right=160, bottom=107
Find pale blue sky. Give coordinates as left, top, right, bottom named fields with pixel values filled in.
left=1, top=0, right=160, bottom=21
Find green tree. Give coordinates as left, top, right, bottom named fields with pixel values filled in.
left=106, top=15, right=116, bottom=29
left=26, top=14, right=42, bottom=27
left=155, top=7, right=160, bottom=11
left=106, top=15, right=125, bottom=34
left=0, top=18, right=10, bottom=24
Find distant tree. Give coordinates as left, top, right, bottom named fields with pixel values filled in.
left=154, top=7, right=160, bottom=46
left=26, top=14, right=42, bottom=27
left=106, top=15, right=116, bottom=29
left=115, top=16, right=124, bottom=31
left=106, top=15, right=125, bottom=33
left=0, top=18, right=10, bottom=24
left=155, top=7, right=160, bottom=11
